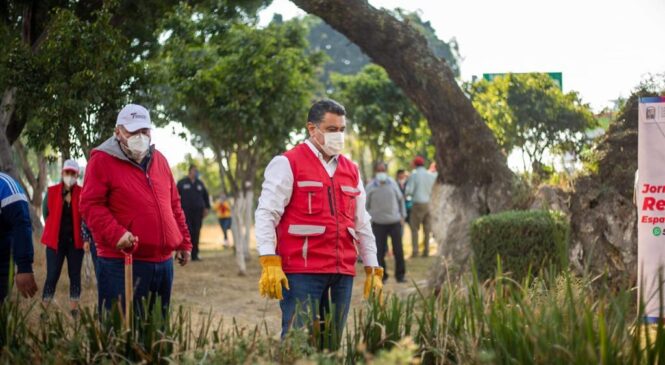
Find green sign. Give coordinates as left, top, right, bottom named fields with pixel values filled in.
left=482, top=72, right=563, bottom=90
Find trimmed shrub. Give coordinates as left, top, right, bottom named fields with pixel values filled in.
left=470, top=209, right=569, bottom=280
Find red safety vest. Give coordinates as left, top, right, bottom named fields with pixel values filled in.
left=41, top=182, right=83, bottom=250
left=276, top=143, right=361, bottom=276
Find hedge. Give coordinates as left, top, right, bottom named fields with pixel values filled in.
left=470, top=209, right=569, bottom=281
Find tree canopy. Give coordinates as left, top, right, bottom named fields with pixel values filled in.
left=332, top=64, right=424, bottom=164
left=153, top=4, right=323, bottom=196
left=469, top=73, right=597, bottom=172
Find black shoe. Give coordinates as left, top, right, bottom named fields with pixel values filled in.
left=396, top=278, right=407, bottom=283
left=71, top=309, right=80, bottom=319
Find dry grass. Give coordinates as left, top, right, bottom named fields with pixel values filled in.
left=24, top=223, right=438, bottom=335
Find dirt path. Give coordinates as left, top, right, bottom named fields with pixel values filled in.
left=22, top=223, right=437, bottom=335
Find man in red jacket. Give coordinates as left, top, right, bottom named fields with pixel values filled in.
left=80, top=104, right=192, bottom=317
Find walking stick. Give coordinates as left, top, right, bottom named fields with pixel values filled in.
left=122, top=237, right=138, bottom=330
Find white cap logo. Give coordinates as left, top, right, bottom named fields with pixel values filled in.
left=116, top=104, right=152, bottom=132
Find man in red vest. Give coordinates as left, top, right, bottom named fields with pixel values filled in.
left=255, top=99, right=383, bottom=342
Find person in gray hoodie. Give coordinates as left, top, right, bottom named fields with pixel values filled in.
left=365, top=162, right=407, bottom=282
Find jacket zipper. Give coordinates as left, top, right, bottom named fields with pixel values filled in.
left=327, top=187, right=335, bottom=216
left=130, top=152, right=166, bottom=255
left=329, top=178, right=341, bottom=273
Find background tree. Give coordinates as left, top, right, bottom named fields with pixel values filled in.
left=332, top=64, right=423, bottom=167
left=19, top=6, right=142, bottom=159
left=469, top=73, right=597, bottom=175
left=291, top=0, right=517, bottom=288
left=154, top=5, right=322, bottom=274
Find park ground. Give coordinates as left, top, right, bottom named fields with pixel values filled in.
left=23, top=220, right=437, bottom=335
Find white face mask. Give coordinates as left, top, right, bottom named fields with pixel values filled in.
left=63, top=175, right=76, bottom=187
left=376, top=172, right=388, bottom=182
left=127, top=133, right=150, bottom=154
left=316, top=128, right=345, bottom=156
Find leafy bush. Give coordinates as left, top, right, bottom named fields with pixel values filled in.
left=470, top=209, right=569, bottom=281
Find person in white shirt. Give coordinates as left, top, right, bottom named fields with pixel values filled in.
left=254, top=99, right=382, bottom=343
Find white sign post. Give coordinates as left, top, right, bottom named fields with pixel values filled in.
left=638, top=96, right=665, bottom=322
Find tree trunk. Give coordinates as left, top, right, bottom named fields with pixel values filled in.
left=291, top=0, right=517, bottom=287
left=0, top=88, right=19, bottom=177
left=231, top=191, right=252, bottom=276
left=13, top=140, right=47, bottom=235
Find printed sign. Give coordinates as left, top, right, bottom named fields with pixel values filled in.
left=638, top=96, right=665, bottom=322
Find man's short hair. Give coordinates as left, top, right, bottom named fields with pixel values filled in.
left=373, top=161, right=387, bottom=171
left=396, top=169, right=406, bottom=175
left=307, top=99, right=346, bottom=126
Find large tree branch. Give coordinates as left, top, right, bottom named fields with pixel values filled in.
left=291, top=0, right=512, bottom=187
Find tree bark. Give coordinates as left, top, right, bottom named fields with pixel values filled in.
left=13, top=140, right=47, bottom=235
left=291, top=0, right=517, bottom=287
left=0, top=88, right=19, bottom=177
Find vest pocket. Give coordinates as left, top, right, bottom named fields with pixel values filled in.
left=288, top=224, right=326, bottom=267
left=340, top=185, right=360, bottom=219
left=347, top=227, right=360, bottom=257
left=296, top=180, right=324, bottom=215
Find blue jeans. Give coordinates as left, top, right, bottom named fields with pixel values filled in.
left=280, top=274, right=354, bottom=342
left=217, top=218, right=232, bottom=240
left=97, top=257, right=174, bottom=318
left=89, top=240, right=98, bottom=281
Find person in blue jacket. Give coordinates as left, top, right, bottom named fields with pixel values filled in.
left=0, top=171, right=38, bottom=302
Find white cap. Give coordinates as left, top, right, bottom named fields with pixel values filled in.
left=116, top=104, right=152, bottom=132
left=62, top=159, right=80, bottom=174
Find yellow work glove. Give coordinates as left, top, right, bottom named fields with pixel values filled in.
left=363, top=266, right=384, bottom=300
left=258, top=255, right=289, bottom=300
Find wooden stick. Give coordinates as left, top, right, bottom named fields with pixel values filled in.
left=124, top=253, right=133, bottom=330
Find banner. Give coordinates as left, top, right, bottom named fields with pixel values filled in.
left=638, top=96, right=665, bottom=322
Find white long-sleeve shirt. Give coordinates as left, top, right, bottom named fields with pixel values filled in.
left=254, top=140, right=379, bottom=267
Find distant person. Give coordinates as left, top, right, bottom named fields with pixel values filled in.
left=366, top=162, right=407, bottom=283
left=0, top=172, right=37, bottom=303
left=80, top=103, right=192, bottom=317
left=41, top=160, right=85, bottom=316
left=177, top=165, right=210, bottom=261
left=405, top=156, right=437, bottom=257
left=213, top=193, right=233, bottom=248
left=396, top=169, right=412, bottom=227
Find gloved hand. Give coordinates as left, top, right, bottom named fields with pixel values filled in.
left=259, top=255, right=290, bottom=300
left=363, top=266, right=384, bottom=300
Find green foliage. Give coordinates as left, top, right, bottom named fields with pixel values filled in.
left=332, top=64, right=425, bottom=164
left=5, top=268, right=665, bottom=364
left=470, top=210, right=569, bottom=281
left=153, top=5, right=322, bottom=195
left=469, top=73, right=597, bottom=172
left=18, top=5, right=142, bottom=158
